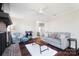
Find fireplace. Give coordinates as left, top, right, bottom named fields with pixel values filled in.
left=0, top=3, right=12, bottom=55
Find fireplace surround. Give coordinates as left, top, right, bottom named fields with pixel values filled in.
left=0, top=3, right=12, bottom=55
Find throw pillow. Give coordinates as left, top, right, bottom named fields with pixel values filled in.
left=59, top=34, right=66, bottom=39
left=51, top=32, right=58, bottom=39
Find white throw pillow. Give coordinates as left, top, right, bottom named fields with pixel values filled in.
left=59, top=34, right=66, bottom=39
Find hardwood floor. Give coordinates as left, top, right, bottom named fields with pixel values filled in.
left=19, top=43, right=31, bottom=56
left=19, top=39, right=79, bottom=56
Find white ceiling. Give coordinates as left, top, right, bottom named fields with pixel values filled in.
left=4, top=3, right=79, bottom=18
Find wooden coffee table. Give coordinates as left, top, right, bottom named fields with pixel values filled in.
left=33, top=37, right=49, bottom=54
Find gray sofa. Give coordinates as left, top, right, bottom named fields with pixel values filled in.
left=42, top=32, right=71, bottom=50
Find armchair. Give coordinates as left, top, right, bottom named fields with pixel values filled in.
left=12, top=32, right=21, bottom=43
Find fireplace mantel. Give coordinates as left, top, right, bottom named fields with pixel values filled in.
left=0, top=12, right=12, bottom=27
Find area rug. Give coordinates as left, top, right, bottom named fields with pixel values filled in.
left=25, top=43, right=57, bottom=56
left=2, top=44, right=21, bottom=56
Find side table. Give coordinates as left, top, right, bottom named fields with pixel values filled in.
left=68, top=38, right=77, bottom=55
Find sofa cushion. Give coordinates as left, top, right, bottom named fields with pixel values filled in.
left=43, top=37, right=61, bottom=45
left=52, top=38, right=61, bottom=44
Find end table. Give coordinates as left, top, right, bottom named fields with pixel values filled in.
left=68, top=38, right=77, bottom=55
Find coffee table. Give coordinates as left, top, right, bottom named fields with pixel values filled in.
left=33, top=37, right=49, bottom=54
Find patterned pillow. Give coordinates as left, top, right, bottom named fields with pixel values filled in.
left=58, top=32, right=71, bottom=39
left=59, top=34, right=66, bottom=39
left=51, top=32, right=58, bottom=39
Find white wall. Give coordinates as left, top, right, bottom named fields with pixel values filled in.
left=11, top=18, right=36, bottom=37
left=10, top=10, right=49, bottom=37
left=45, top=10, right=79, bottom=48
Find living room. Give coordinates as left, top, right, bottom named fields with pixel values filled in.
left=0, top=3, right=79, bottom=56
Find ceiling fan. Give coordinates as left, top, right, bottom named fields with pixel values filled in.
left=30, top=6, right=48, bottom=16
